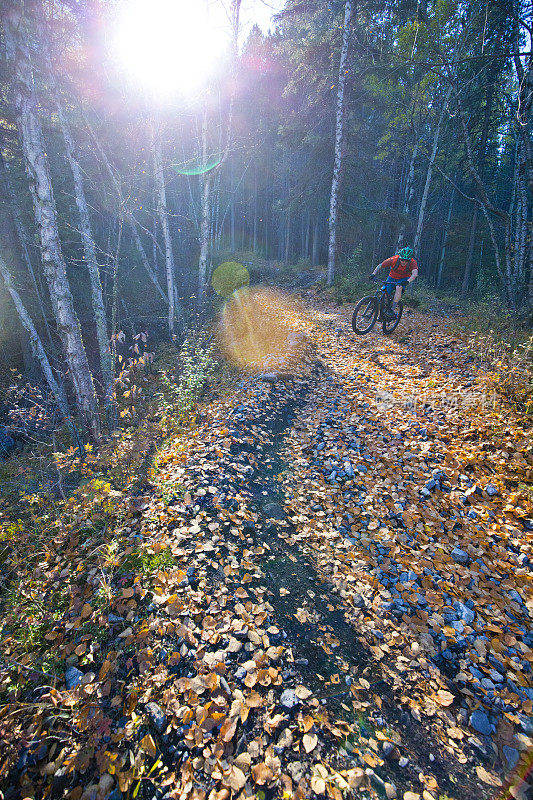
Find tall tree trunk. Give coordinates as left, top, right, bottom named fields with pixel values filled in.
left=397, top=137, right=419, bottom=247
left=55, top=95, right=115, bottom=424
left=312, top=219, right=319, bottom=266
left=461, top=79, right=494, bottom=299
left=0, top=152, right=54, bottom=349
left=5, top=6, right=100, bottom=440
left=0, top=251, right=82, bottom=453
left=437, top=184, right=455, bottom=288
left=198, top=110, right=211, bottom=306
left=284, top=210, right=291, bottom=266
left=151, top=121, right=183, bottom=336
left=413, top=84, right=452, bottom=255
left=327, top=0, right=353, bottom=286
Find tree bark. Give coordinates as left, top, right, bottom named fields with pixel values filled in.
left=437, top=184, right=455, bottom=289
left=397, top=137, right=419, bottom=247
left=5, top=6, right=100, bottom=440
left=0, top=151, right=54, bottom=350
left=327, top=0, right=353, bottom=286
left=87, top=119, right=168, bottom=303
left=198, top=110, right=211, bottom=306
left=55, top=95, right=115, bottom=423
left=151, top=121, right=183, bottom=336
left=0, top=251, right=82, bottom=453
left=413, top=84, right=452, bottom=255
left=461, top=79, right=494, bottom=298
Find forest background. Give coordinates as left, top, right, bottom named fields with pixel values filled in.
left=0, top=0, right=531, bottom=452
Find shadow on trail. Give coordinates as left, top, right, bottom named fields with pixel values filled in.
left=233, top=369, right=490, bottom=800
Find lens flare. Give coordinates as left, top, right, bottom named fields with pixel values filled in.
left=211, top=261, right=249, bottom=297
left=173, top=154, right=223, bottom=176
left=217, top=287, right=308, bottom=373
left=113, top=0, right=227, bottom=100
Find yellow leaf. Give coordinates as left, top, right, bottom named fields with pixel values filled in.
left=140, top=734, right=157, bottom=758
left=303, top=733, right=318, bottom=753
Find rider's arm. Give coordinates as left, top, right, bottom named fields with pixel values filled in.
left=407, top=269, right=418, bottom=283
left=371, top=262, right=384, bottom=277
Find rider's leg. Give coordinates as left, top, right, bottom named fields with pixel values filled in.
left=391, top=284, right=402, bottom=312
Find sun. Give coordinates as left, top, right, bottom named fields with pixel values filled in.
left=113, top=0, right=228, bottom=101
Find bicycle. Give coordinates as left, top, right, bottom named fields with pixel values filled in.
left=351, top=282, right=404, bottom=336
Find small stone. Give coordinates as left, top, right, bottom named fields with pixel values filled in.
left=353, top=593, right=365, bottom=608
left=485, top=484, right=498, bottom=497
left=502, top=745, right=519, bottom=771
left=470, top=709, right=492, bottom=736
left=403, top=793, right=420, bottom=800
left=385, top=782, right=398, bottom=799
left=382, top=741, right=395, bottom=758
left=280, top=689, right=299, bottom=710
left=257, top=373, right=278, bottom=383
left=263, top=502, right=285, bottom=519
left=399, top=756, right=409, bottom=767
left=65, top=666, right=83, bottom=689
left=356, top=464, right=368, bottom=474
left=451, top=547, right=469, bottom=565
left=145, top=702, right=167, bottom=733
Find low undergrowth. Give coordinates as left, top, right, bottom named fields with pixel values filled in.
left=0, top=330, right=221, bottom=736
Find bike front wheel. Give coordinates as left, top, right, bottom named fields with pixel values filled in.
left=352, top=296, right=379, bottom=335
left=382, top=301, right=403, bottom=334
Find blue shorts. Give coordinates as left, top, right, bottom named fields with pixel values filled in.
left=383, top=277, right=408, bottom=295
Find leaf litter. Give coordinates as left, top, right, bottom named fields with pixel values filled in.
left=0, top=292, right=532, bottom=800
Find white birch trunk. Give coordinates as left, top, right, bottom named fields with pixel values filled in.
left=327, top=0, right=353, bottom=286
left=413, top=84, right=452, bottom=255
left=437, top=184, right=455, bottom=289
left=151, top=122, right=183, bottom=336
left=87, top=119, right=168, bottom=304
left=5, top=7, right=101, bottom=440
left=55, top=97, right=115, bottom=422
left=397, top=137, right=419, bottom=247
left=0, top=252, right=82, bottom=451
left=198, top=111, right=210, bottom=305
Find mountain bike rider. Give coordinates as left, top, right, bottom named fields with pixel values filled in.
left=369, top=247, right=418, bottom=320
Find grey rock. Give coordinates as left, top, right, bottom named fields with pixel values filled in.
left=502, top=745, right=519, bottom=771
left=456, top=602, right=475, bottom=625
left=65, top=666, right=83, bottom=689
left=263, top=502, right=285, bottom=519
left=485, top=484, right=498, bottom=497
left=280, top=689, right=299, bottom=710
left=257, top=373, right=278, bottom=383
left=470, top=709, right=492, bottom=736
left=145, top=702, right=167, bottom=733
left=451, top=546, right=469, bottom=565
left=518, top=714, right=533, bottom=735
left=353, top=593, right=365, bottom=608
left=508, top=589, right=524, bottom=605
left=382, top=741, right=395, bottom=758
left=356, top=464, right=368, bottom=474
left=108, top=613, right=123, bottom=623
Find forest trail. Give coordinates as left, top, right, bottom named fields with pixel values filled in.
left=2, top=294, right=533, bottom=800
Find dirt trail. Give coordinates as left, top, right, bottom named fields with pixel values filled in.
left=3, top=295, right=532, bottom=800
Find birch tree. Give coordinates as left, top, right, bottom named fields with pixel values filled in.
left=327, top=0, right=353, bottom=287
left=4, top=5, right=101, bottom=440
left=0, top=252, right=82, bottom=453
left=413, top=83, right=452, bottom=255
left=151, top=121, right=183, bottom=335
left=55, top=97, right=115, bottom=424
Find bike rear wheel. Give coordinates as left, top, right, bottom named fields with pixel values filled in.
left=352, top=296, right=379, bottom=335
left=382, top=301, right=403, bottom=334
